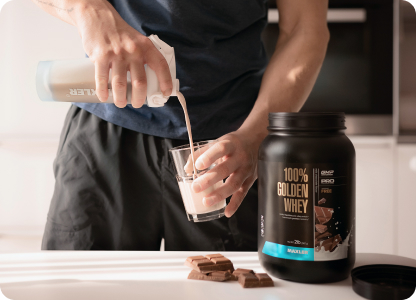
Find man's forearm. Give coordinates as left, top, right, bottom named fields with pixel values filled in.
left=238, top=24, right=330, bottom=145
left=31, top=0, right=110, bottom=27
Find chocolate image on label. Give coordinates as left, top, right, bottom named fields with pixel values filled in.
left=315, top=224, right=327, bottom=233
left=314, top=207, right=333, bottom=224
left=316, top=231, right=331, bottom=240
left=312, top=166, right=354, bottom=261
left=318, top=198, right=326, bottom=205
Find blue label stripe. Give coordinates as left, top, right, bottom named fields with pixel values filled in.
left=262, top=241, right=314, bottom=261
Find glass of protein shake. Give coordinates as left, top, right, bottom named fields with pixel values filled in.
left=169, top=140, right=226, bottom=222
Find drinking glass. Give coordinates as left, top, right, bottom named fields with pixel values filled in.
left=169, top=140, right=226, bottom=222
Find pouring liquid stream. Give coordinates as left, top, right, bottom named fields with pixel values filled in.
left=176, top=91, right=197, bottom=178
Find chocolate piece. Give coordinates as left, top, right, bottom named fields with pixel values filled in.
left=317, top=217, right=330, bottom=224
left=322, top=237, right=334, bottom=251
left=185, top=256, right=234, bottom=273
left=207, top=255, right=234, bottom=272
left=187, top=270, right=231, bottom=282
left=222, top=262, right=235, bottom=273
left=233, top=268, right=255, bottom=277
left=314, top=207, right=333, bottom=224
left=185, top=260, right=214, bottom=273
left=315, top=224, right=327, bottom=233
left=255, top=273, right=274, bottom=287
left=318, top=198, right=327, bottom=205
left=192, top=258, right=213, bottom=266
left=238, top=273, right=260, bottom=288
left=316, top=231, right=332, bottom=241
left=230, top=274, right=238, bottom=281
left=210, top=257, right=231, bottom=264
left=210, top=271, right=232, bottom=281
left=186, top=255, right=205, bottom=263
left=330, top=234, right=342, bottom=251
left=314, top=238, right=320, bottom=247
left=205, top=253, right=224, bottom=259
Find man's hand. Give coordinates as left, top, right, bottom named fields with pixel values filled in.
left=191, top=131, right=259, bottom=218
left=77, top=1, right=172, bottom=108
left=32, top=0, right=173, bottom=108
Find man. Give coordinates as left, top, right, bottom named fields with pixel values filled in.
left=32, top=0, right=329, bottom=250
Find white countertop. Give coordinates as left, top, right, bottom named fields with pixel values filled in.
left=0, top=252, right=415, bottom=300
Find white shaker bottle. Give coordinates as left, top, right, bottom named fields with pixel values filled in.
left=36, top=35, right=179, bottom=107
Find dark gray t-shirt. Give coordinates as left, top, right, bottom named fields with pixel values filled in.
left=75, top=0, right=269, bottom=140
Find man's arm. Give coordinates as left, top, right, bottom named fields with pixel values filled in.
left=239, top=0, right=329, bottom=143
left=31, top=0, right=173, bottom=108
left=192, top=0, right=329, bottom=217
left=31, top=0, right=79, bottom=25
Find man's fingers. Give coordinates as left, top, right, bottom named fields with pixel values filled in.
left=224, top=189, right=246, bottom=218
left=183, top=142, right=215, bottom=174
left=195, top=140, right=235, bottom=170
left=192, top=158, right=240, bottom=193
left=95, top=60, right=110, bottom=102
left=129, top=62, right=147, bottom=108
left=111, top=60, right=128, bottom=108
left=202, top=172, right=248, bottom=207
left=225, top=176, right=257, bottom=218
left=145, top=46, right=173, bottom=96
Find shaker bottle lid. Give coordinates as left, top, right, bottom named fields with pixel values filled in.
left=351, top=264, right=416, bottom=300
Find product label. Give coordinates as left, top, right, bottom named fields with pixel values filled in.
left=258, top=162, right=354, bottom=261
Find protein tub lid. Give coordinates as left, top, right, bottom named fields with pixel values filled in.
left=351, top=264, right=416, bottom=300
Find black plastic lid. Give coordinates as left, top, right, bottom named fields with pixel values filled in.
left=351, top=264, right=416, bottom=300
left=268, top=112, right=346, bottom=131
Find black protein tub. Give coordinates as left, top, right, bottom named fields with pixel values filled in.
left=258, top=112, right=356, bottom=283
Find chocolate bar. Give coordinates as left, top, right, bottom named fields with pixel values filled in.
left=238, top=273, right=260, bottom=288
left=185, top=254, right=276, bottom=288
left=318, top=198, right=326, bottom=205
left=314, top=206, right=333, bottom=224
left=185, top=255, right=234, bottom=273
left=255, top=273, right=274, bottom=287
left=187, top=270, right=231, bottom=282
left=315, top=224, right=327, bottom=233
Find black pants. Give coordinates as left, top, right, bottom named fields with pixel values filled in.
left=42, top=105, right=258, bottom=251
